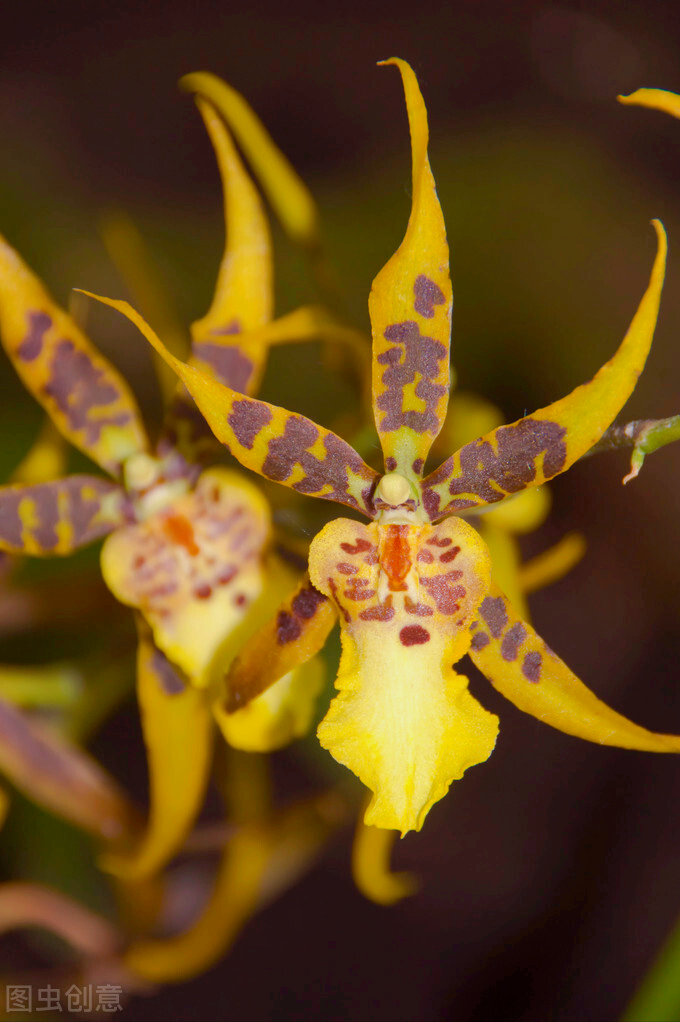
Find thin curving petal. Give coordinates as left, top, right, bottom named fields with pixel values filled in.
left=369, top=59, right=452, bottom=479
left=0, top=235, right=149, bottom=477
left=101, top=624, right=214, bottom=880
left=81, top=292, right=380, bottom=516
left=469, top=582, right=680, bottom=751
left=421, top=221, right=666, bottom=518
left=0, top=476, right=129, bottom=556
left=618, top=88, right=680, bottom=119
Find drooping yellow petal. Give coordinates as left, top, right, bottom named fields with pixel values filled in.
left=215, top=658, right=323, bottom=752
left=80, top=293, right=380, bottom=516
left=479, top=524, right=528, bottom=621
left=101, top=627, right=214, bottom=880
left=224, top=572, right=336, bottom=712
left=469, top=582, right=680, bottom=751
left=179, top=72, right=320, bottom=250
left=421, top=221, right=666, bottom=518
left=309, top=516, right=498, bottom=834
left=519, top=532, right=586, bottom=595
left=0, top=476, right=129, bottom=556
left=352, top=808, right=418, bottom=905
left=101, top=467, right=271, bottom=686
left=369, top=59, right=452, bottom=479
left=10, top=418, right=67, bottom=486
left=0, top=235, right=149, bottom=477
left=618, top=89, right=680, bottom=119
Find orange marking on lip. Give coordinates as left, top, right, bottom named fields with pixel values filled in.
left=379, top=524, right=412, bottom=591
left=163, top=514, right=200, bottom=556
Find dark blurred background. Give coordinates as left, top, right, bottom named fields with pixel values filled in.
left=2, top=1, right=680, bottom=1020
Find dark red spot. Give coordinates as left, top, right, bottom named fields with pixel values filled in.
left=427, top=536, right=452, bottom=547
left=359, top=599, right=395, bottom=621
left=18, top=311, right=51, bottom=361
left=470, top=631, right=490, bottom=652
left=417, top=549, right=434, bottom=563
left=385, top=457, right=397, bottom=472
left=217, top=566, right=237, bottom=585
left=412, top=458, right=424, bottom=475
left=234, top=593, right=247, bottom=606
left=440, top=545, right=460, bottom=563
left=413, top=274, right=446, bottom=319
left=399, top=625, right=431, bottom=646
left=276, top=611, right=301, bottom=645
left=194, top=583, right=212, bottom=599
left=291, top=586, right=326, bottom=619
left=404, top=597, right=433, bottom=617
left=341, top=538, right=373, bottom=555
left=479, top=596, right=508, bottom=638
left=328, top=578, right=350, bottom=623
left=522, top=651, right=542, bottom=683
left=227, top=398, right=272, bottom=450
left=501, top=623, right=528, bottom=662
left=337, top=562, right=357, bottom=575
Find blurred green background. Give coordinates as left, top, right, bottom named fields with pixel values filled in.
left=1, top=2, right=680, bottom=1019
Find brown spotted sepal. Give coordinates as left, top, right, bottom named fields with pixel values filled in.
left=369, top=60, right=452, bottom=481
left=420, top=221, right=666, bottom=520
left=469, top=582, right=680, bottom=753
left=308, top=515, right=499, bottom=834
left=0, top=476, right=130, bottom=555
left=100, top=467, right=271, bottom=685
left=0, top=236, right=149, bottom=477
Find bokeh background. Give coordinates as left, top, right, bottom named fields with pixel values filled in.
left=2, top=1, right=680, bottom=1019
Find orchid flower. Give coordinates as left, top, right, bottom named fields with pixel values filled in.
left=0, top=83, right=358, bottom=876
left=84, top=58, right=680, bottom=839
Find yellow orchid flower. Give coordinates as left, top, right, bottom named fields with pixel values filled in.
left=0, top=79, right=364, bottom=877
left=89, top=58, right=680, bottom=839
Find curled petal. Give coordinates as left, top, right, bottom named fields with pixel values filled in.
left=309, top=516, right=498, bottom=833
left=0, top=476, right=129, bottom=556
left=519, top=532, right=586, bottom=595
left=370, top=59, right=452, bottom=479
left=469, top=583, right=680, bottom=751
left=0, top=882, right=119, bottom=956
left=80, top=293, right=380, bottom=516
left=352, top=810, right=418, bottom=905
left=421, top=221, right=666, bottom=518
left=214, top=658, right=323, bottom=752
left=180, top=72, right=320, bottom=250
left=101, top=467, right=271, bottom=686
left=101, top=626, right=214, bottom=880
left=0, top=235, right=149, bottom=477
left=618, top=88, right=680, bottom=119
left=0, top=697, right=139, bottom=842
left=224, top=572, right=335, bottom=712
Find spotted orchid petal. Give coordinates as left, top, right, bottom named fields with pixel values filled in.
left=618, top=88, right=680, bottom=119
left=0, top=236, right=149, bottom=477
left=421, top=220, right=666, bottom=519
left=308, top=515, right=498, bottom=834
left=100, top=467, right=271, bottom=686
left=101, top=625, right=214, bottom=880
left=80, top=293, right=380, bottom=516
left=224, top=573, right=335, bottom=713
left=369, top=59, right=452, bottom=481
left=180, top=72, right=320, bottom=251
left=469, top=583, right=680, bottom=751
left=0, top=476, right=129, bottom=556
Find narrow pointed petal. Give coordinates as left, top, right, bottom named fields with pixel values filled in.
left=10, top=418, right=67, bottom=486
left=101, top=627, right=214, bottom=880
left=469, top=582, right=680, bottom=751
left=618, top=89, right=680, bottom=119
left=224, top=573, right=336, bottom=712
left=309, top=516, right=498, bottom=833
left=519, top=532, right=586, bottom=595
left=81, top=293, right=380, bottom=515
left=369, top=59, right=452, bottom=479
left=100, top=467, right=271, bottom=686
left=352, top=811, right=418, bottom=905
left=0, top=476, right=129, bottom=555
left=179, top=72, right=320, bottom=250
left=421, top=221, right=666, bottom=518
left=0, top=697, right=139, bottom=842
left=0, top=236, right=149, bottom=477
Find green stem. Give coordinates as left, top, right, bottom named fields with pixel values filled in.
left=622, top=914, right=680, bottom=1021
left=584, top=414, right=680, bottom=481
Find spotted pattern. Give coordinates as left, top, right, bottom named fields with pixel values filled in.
left=0, top=476, right=129, bottom=555
left=17, top=311, right=50, bottom=362
left=413, top=275, right=446, bottom=319
left=421, top=418, right=568, bottom=519
left=375, top=320, right=448, bottom=436
left=469, top=589, right=545, bottom=685
left=194, top=342, right=255, bottom=393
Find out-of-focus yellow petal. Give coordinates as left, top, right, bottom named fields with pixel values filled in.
left=0, top=697, right=139, bottom=843
left=101, top=467, right=270, bottom=686
left=80, top=293, right=380, bottom=516
left=0, top=661, right=81, bottom=709
left=215, top=658, right=323, bottom=752
left=369, top=59, right=452, bottom=479
left=0, top=476, right=129, bottom=556
left=480, top=485, right=551, bottom=535
left=421, top=221, right=666, bottom=518
left=479, top=523, right=528, bottom=621
left=0, top=236, right=149, bottom=477
left=124, top=828, right=269, bottom=983
left=191, top=97, right=272, bottom=344
left=352, top=809, right=418, bottom=905
left=309, top=516, right=498, bottom=834
left=618, top=89, right=680, bottom=119
left=11, top=418, right=67, bottom=485
left=101, top=628, right=214, bottom=880
left=469, top=582, right=680, bottom=751
left=519, top=532, right=587, bottom=595
left=180, top=72, right=320, bottom=251
left=224, top=573, right=335, bottom=712
left=434, top=391, right=503, bottom=457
